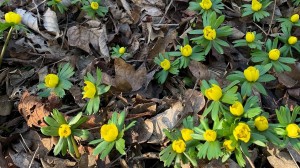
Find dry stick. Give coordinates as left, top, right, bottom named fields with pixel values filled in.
left=0, top=27, right=13, bottom=67
left=253, top=22, right=268, bottom=36
left=267, top=0, right=277, bottom=37
left=158, top=0, right=174, bottom=24
left=28, top=145, right=39, bottom=168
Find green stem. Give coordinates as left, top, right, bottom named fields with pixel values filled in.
left=71, top=136, right=81, bottom=159
left=0, top=26, right=13, bottom=67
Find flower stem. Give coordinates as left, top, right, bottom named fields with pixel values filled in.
left=0, top=26, right=13, bottom=67
left=71, top=136, right=81, bottom=159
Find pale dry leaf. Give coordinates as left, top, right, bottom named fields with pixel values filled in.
left=120, top=0, right=132, bottom=16
left=98, top=25, right=110, bottom=57
left=184, top=89, right=206, bottom=113
left=0, top=95, right=12, bottom=116
left=61, top=0, right=72, bottom=6
left=43, top=8, right=60, bottom=36
left=41, top=156, right=76, bottom=168
left=9, top=151, right=41, bottom=168
left=188, top=60, right=211, bottom=80
left=15, top=8, right=40, bottom=33
left=147, top=101, right=183, bottom=144
left=267, top=151, right=298, bottom=168
left=138, top=119, right=154, bottom=143
left=142, top=6, right=163, bottom=16
left=114, top=58, right=147, bottom=92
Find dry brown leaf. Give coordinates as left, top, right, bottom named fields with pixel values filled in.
left=18, top=91, right=50, bottom=127
left=43, top=8, right=60, bottom=36
left=0, top=95, right=12, bottom=116
left=41, top=156, right=76, bottom=168
left=114, top=58, right=147, bottom=92
left=188, top=60, right=211, bottom=80
left=267, top=151, right=298, bottom=168
left=9, top=151, right=41, bottom=168
left=184, top=89, right=206, bottom=113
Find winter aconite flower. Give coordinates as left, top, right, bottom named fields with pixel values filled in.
left=251, top=0, right=262, bottom=11
left=203, top=26, right=216, bottom=41
left=91, top=2, right=99, bottom=10
left=199, top=0, right=212, bottom=10
left=245, top=32, right=255, bottom=43
left=45, top=74, right=59, bottom=88
left=172, top=139, right=186, bottom=153
left=181, top=128, right=194, bottom=141
left=233, top=123, right=251, bottom=143
left=230, top=101, right=244, bottom=116
left=58, top=124, right=71, bottom=138
left=254, top=116, right=269, bottom=131
left=160, top=59, right=171, bottom=71
left=119, top=47, right=126, bottom=55
left=205, top=84, right=222, bottom=101
left=223, top=140, right=235, bottom=152
left=288, top=36, right=298, bottom=45
left=244, top=66, right=259, bottom=82
left=290, top=14, right=299, bottom=23
left=286, top=123, right=300, bottom=138
left=268, top=49, right=280, bottom=61
left=101, top=123, right=119, bottom=142
left=180, top=44, right=193, bottom=57
left=203, top=130, right=217, bottom=142
left=5, top=12, right=22, bottom=24
left=83, top=81, right=96, bottom=99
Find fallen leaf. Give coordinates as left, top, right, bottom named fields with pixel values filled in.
left=18, top=91, right=50, bottom=127
left=0, top=95, right=12, bottom=116
left=43, top=8, right=60, bottom=36
left=41, top=156, right=76, bottom=168
left=9, top=151, right=41, bottom=168
left=188, top=60, right=211, bottom=80
left=184, top=89, right=206, bottom=113
left=267, top=151, right=298, bottom=168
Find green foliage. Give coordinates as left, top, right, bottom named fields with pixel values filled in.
left=38, top=63, right=75, bottom=98
left=189, top=12, right=232, bottom=55
left=89, top=111, right=136, bottom=160
left=41, top=109, right=89, bottom=157
left=81, top=0, right=108, bottom=18
left=111, top=45, right=127, bottom=58
left=188, top=0, right=224, bottom=19
left=278, top=26, right=300, bottom=57
left=154, top=53, right=180, bottom=84
left=277, top=15, right=300, bottom=31
left=250, top=38, right=296, bottom=72
left=47, top=0, right=68, bottom=13
left=233, top=31, right=263, bottom=50
left=83, top=68, right=110, bottom=115
left=241, top=0, right=272, bottom=22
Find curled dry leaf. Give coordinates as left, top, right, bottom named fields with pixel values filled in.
left=15, top=8, right=39, bottom=33
left=18, top=91, right=50, bottom=127
left=43, top=8, right=60, bottom=36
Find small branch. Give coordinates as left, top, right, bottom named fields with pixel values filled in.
left=267, top=0, right=277, bottom=36
left=252, top=22, right=268, bottom=36
left=0, top=27, right=13, bottom=67
left=71, top=136, right=81, bottom=159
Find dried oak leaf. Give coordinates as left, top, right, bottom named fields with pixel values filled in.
left=18, top=91, right=50, bottom=127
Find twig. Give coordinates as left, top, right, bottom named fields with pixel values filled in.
left=28, top=145, right=39, bottom=168
left=267, top=0, right=277, bottom=36
left=153, top=24, right=179, bottom=27
left=0, top=27, right=13, bottom=67
left=19, top=133, right=31, bottom=153
left=158, top=0, right=174, bottom=24
left=252, top=22, right=268, bottom=36
left=61, top=15, right=69, bottom=49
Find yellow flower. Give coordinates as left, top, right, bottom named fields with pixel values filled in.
left=5, top=12, right=22, bottom=24
left=290, top=14, right=299, bottom=23
left=286, top=123, right=300, bottom=138
left=199, top=0, right=212, bottom=10
left=230, top=101, right=244, bottom=116
left=244, top=66, right=260, bottom=82
left=160, top=59, right=171, bottom=71
left=233, top=123, right=251, bottom=143
left=288, top=36, right=298, bottom=45
left=58, top=124, right=71, bottom=138
left=245, top=32, right=255, bottom=43
left=101, top=123, right=119, bottom=142
left=203, top=26, right=216, bottom=41
left=119, top=47, right=126, bottom=55
left=203, top=129, right=217, bottom=142
left=83, top=81, right=96, bottom=99
left=251, top=0, right=262, bottom=12
left=45, top=74, right=59, bottom=88
left=172, top=139, right=186, bottom=153
left=181, top=128, right=194, bottom=141
left=91, top=2, right=99, bottom=10
left=254, top=116, right=269, bottom=131
left=205, top=84, right=223, bottom=101
left=55, top=0, right=62, bottom=2
left=268, top=49, right=280, bottom=61
left=180, top=45, right=193, bottom=57
left=223, top=140, right=235, bottom=152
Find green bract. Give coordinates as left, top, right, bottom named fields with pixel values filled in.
left=200, top=79, right=239, bottom=121
left=154, top=53, right=180, bottom=84
left=277, top=15, right=300, bottom=31
left=226, top=64, right=275, bottom=96
left=111, top=45, right=128, bottom=58
left=278, top=27, right=300, bottom=57
left=47, top=0, right=67, bottom=13
left=292, top=0, right=300, bottom=6
left=189, top=12, right=232, bottom=55
left=41, top=109, right=89, bottom=158
left=89, top=111, right=136, bottom=160
left=188, top=0, right=224, bottom=19
left=192, top=119, right=222, bottom=160
left=81, top=0, right=108, bottom=18
left=241, top=0, right=272, bottom=22
left=233, top=31, right=263, bottom=50
left=83, top=68, right=110, bottom=115
left=168, top=37, right=205, bottom=68
left=38, top=63, right=74, bottom=98
left=160, top=117, right=198, bottom=168
left=274, top=106, right=300, bottom=150
left=251, top=38, right=296, bottom=72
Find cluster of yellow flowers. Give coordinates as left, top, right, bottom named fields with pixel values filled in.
left=172, top=128, right=194, bottom=153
